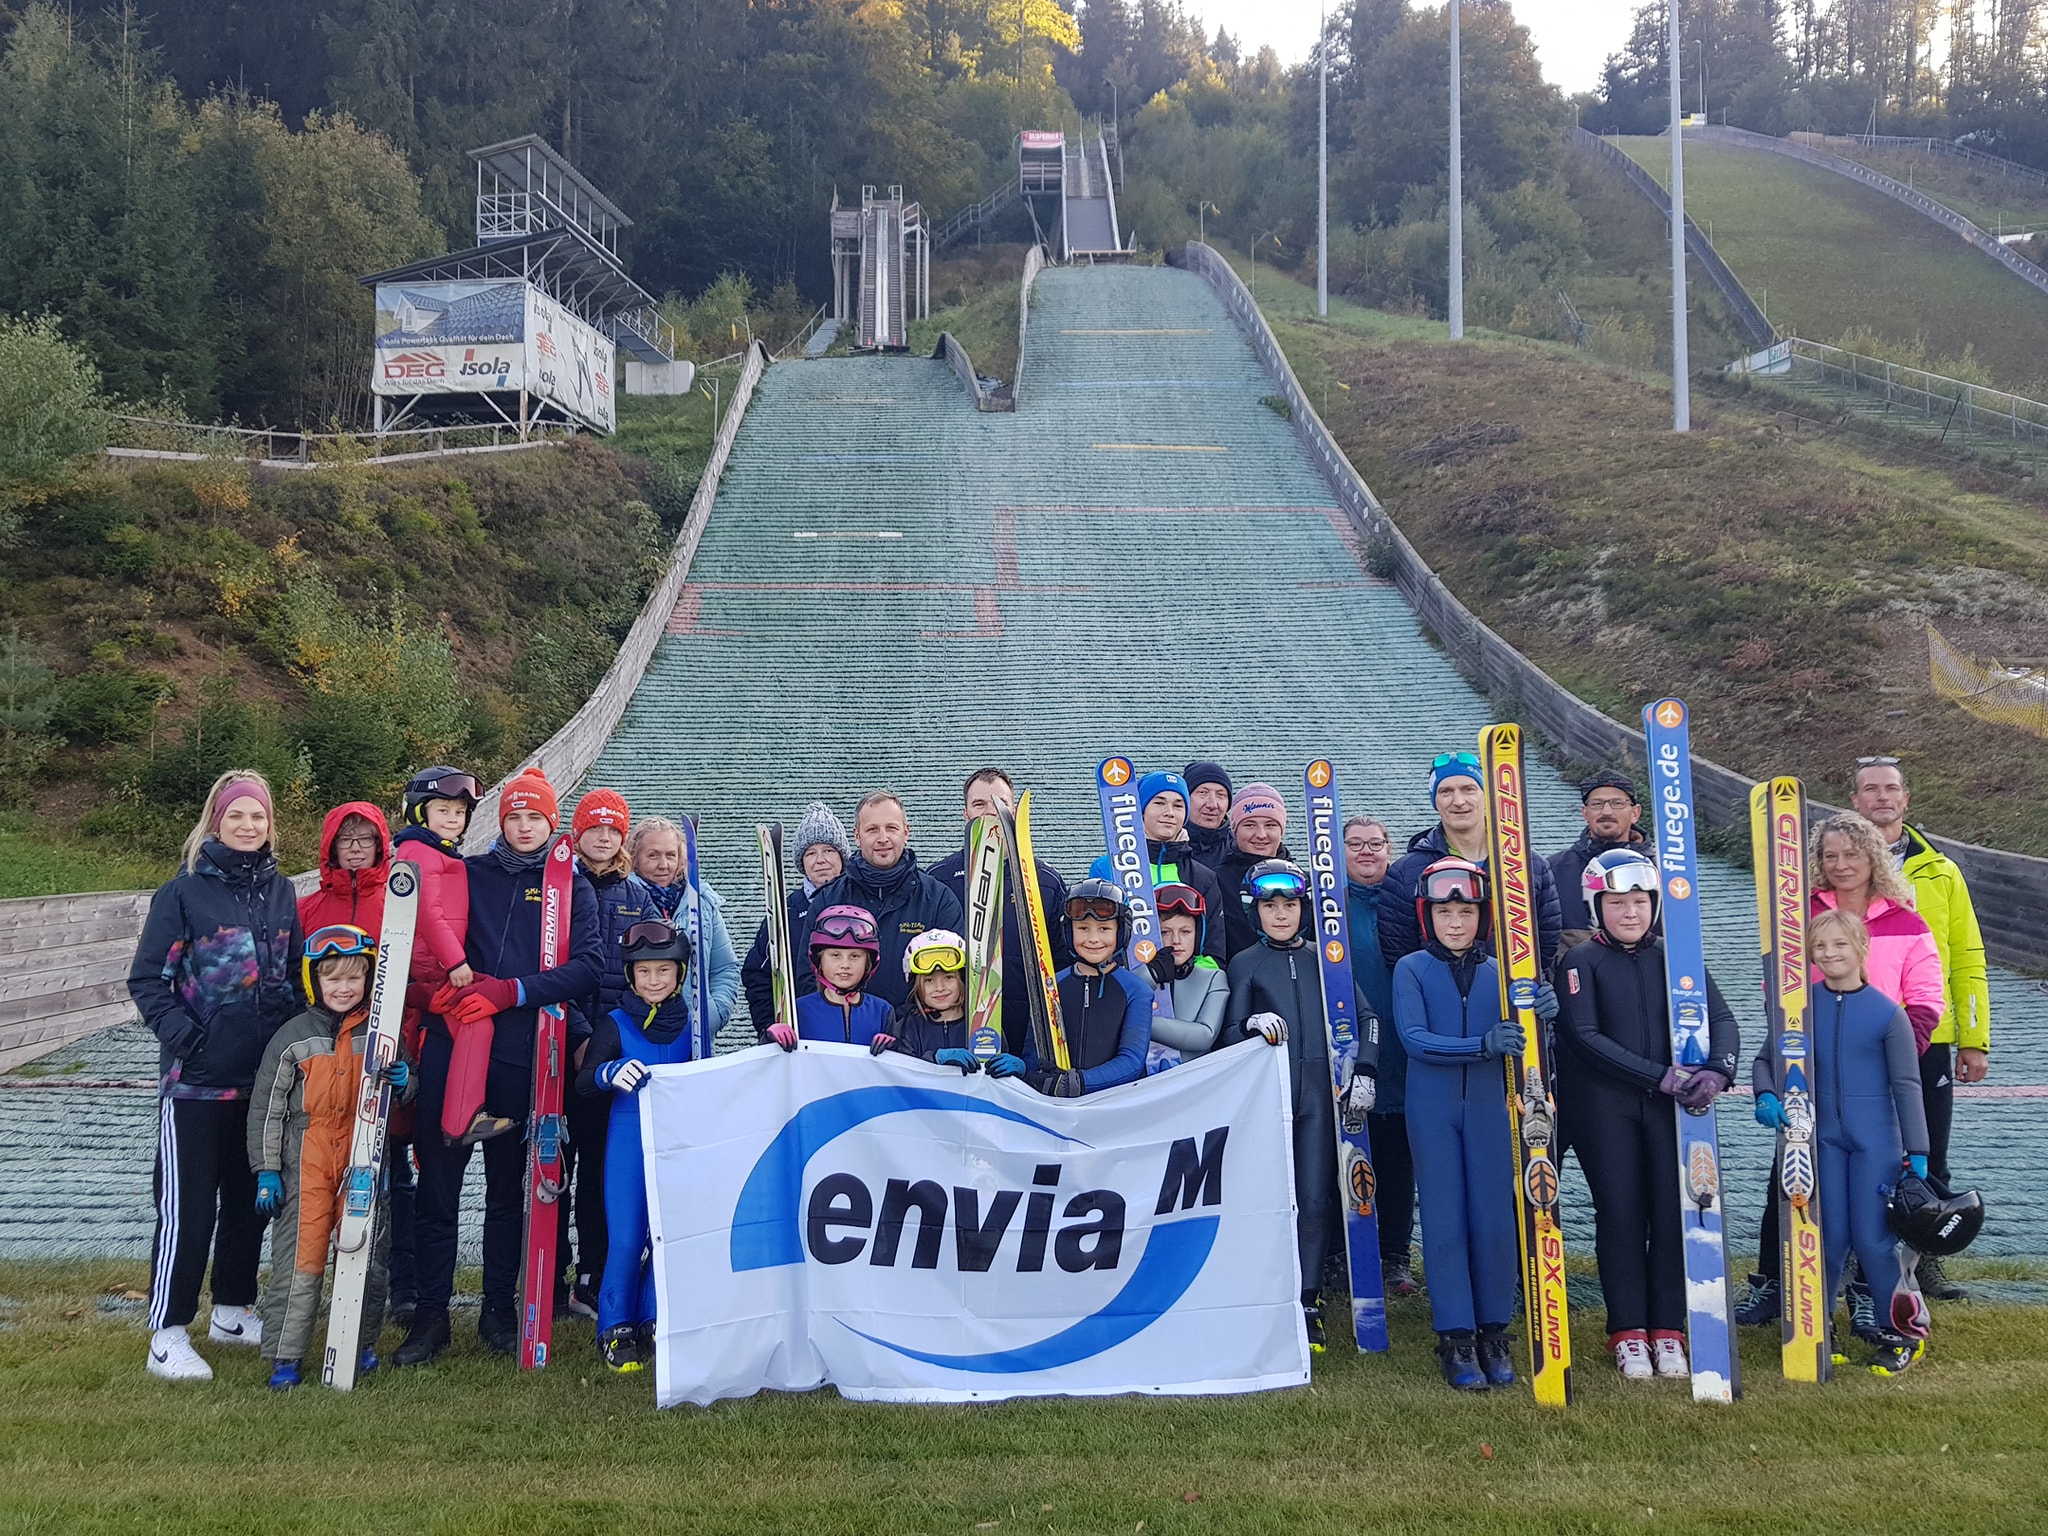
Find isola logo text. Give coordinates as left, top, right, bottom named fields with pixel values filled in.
left=728, top=1084, right=1229, bottom=1373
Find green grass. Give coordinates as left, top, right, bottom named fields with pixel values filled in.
left=1814, top=139, right=2048, bottom=236
left=1611, top=136, right=2048, bottom=395
left=0, top=810, right=168, bottom=897
left=908, top=280, right=1026, bottom=386
left=609, top=365, right=744, bottom=469
left=2, top=1260, right=2041, bottom=1534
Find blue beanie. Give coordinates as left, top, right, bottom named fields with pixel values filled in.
left=1137, top=770, right=1190, bottom=815
left=1183, top=760, right=1232, bottom=797
left=1088, top=854, right=1115, bottom=880
left=1427, top=751, right=1483, bottom=799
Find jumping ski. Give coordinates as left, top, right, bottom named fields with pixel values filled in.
left=1480, top=723, right=1573, bottom=1407
left=1644, top=698, right=1740, bottom=1403
left=320, top=860, right=419, bottom=1390
left=1095, top=756, right=1163, bottom=977
left=680, top=812, right=715, bottom=1059
left=516, top=833, right=575, bottom=1370
left=758, top=823, right=799, bottom=1039
left=964, top=813, right=1005, bottom=1063
left=1751, top=776, right=1830, bottom=1383
left=1002, top=790, right=1068, bottom=1070
left=1303, top=757, right=1390, bottom=1353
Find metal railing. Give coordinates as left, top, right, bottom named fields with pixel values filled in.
left=934, top=182, right=1018, bottom=250
left=775, top=303, right=832, bottom=360
left=1012, top=244, right=1050, bottom=407
left=109, top=416, right=578, bottom=464
left=1835, top=134, right=2048, bottom=191
left=1725, top=336, right=2048, bottom=453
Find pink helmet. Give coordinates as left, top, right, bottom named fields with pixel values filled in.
left=809, top=904, right=880, bottom=983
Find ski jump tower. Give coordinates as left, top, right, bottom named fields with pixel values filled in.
left=830, top=186, right=929, bottom=351
left=1018, top=124, right=1126, bottom=262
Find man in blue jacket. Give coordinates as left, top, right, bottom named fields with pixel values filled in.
left=795, top=790, right=962, bottom=1011
left=396, top=769, right=602, bottom=1367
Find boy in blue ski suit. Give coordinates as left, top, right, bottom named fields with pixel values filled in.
left=1752, top=906, right=1932, bottom=1374
left=576, top=920, right=700, bottom=1373
left=1392, top=857, right=1526, bottom=1392
left=1024, top=878, right=1151, bottom=1097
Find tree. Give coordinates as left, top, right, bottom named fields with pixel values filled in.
left=0, top=315, right=110, bottom=501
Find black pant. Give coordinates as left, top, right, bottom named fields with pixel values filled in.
left=1368, top=1111, right=1416, bottom=1267
left=413, top=1033, right=532, bottom=1318
left=1920, top=1041, right=1953, bottom=1185
left=386, top=1138, right=417, bottom=1306
left=1572, top=1089, right=1685, bottom=1335
left=563, top=1083, right=609, bottom=1289
left=147, top=1097, right=263, bottom=1331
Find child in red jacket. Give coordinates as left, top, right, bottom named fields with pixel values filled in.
left=298, top=802, right=390, bottom=938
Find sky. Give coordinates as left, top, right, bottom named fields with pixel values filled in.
left=1199, top=0, right=1638, bottom=98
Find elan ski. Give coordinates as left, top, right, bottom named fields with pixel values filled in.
left=1751, top=776, right=1830, bottom=1383
left=964, top=813, right=1005, bottom=1063
left=680, top=812, right=715, bottom=1059
left=1303, top=758, right=1389, bottom=1352
left=1003, top=791, right=1068, bottom=1070
left=1480, top=723, right=1573, bottom=1407
left=758, top=823, right=799, bottom=1038
left=320, top=860, right=419, bottom=1390
left=1644, top=699, right=1740, bottom=1404
left=517, top=834, right=575, bottom=1370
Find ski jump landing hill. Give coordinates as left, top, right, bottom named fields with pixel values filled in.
left=3, top=253, right=2045, bottom=1265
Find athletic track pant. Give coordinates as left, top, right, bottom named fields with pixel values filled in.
left=148, top=1097, right=263, bottom=1331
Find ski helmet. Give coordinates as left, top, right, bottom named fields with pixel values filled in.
left=403, top=765, right=481, bottom=828
left=1155, top=881, right=1207, bottom=954
left=1064, top=877, right=1134, bottom=948
left=904, top=928, right=967, bottom=979
left=1583, top=847, right=1661, bottom=928
left=1887, top=1171, right=1984, bottom=1258
left=1415, top=856, right=1490, bottom=941
left=809, top=904, right=881, bottom=985
left=619, top=918, right=692, bottom=982
left=302, top=923, right=375, bottom=1005
left=1240, top=859, right=1310, bottom=941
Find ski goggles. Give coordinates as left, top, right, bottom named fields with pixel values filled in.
left=304, top=925, right=376, bottom=962
left=1155, top=882, right=1206, bottom=919
left=415, top=771, right=481, bottom=803
left=1245, top=869, right=1308, bottom=903
left=1066, top=896, right=1125, bottom=923
left=621, top=920, right=682, bottom=952
left=813, top=910, right=880, bottom=947
left=1586, top=861, right=1660, bottom=897
left=906, top=940, right=967, bottom=975
left=1418, top=866, right=1487, bottom=905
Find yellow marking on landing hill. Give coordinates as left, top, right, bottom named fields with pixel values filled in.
left=1090, top=443, right=1229, bottom=453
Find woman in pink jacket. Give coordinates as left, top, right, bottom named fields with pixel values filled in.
left=1809, top=812, right=1945, bottom=1051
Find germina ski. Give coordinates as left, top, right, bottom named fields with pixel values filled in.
left=517, top=834, right=576, bottom=1371
left=1003, top=791, right=1069, bottom=1071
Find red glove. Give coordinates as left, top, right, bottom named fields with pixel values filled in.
left=447, top=994, right=499, bottom=1028
left=455, top=975, right=520, bottom=1015
left=429, top=983, right=464, bottom=1017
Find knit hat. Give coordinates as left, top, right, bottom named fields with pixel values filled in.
left=212, top=777, right=272, bottom=832
left=501, top=768, right=560, bottom=829
left=1183, top=760, right=1233, bottom=798
left=1137, top=770, right=1190, bottom=815
left=1228, top=782, right=1287, bottom=832
left=573, top=787, right=630, bottom=838
left=1427, top=751, right=1484, bottom=800
left=1578, top=769, right=1639, bottom=805
left=792, top=800, right=852, bottom=863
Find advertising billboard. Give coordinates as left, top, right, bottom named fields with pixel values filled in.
left=525, top=288, right=615, bottom=433
left=371, top=279, right=615, bottom=432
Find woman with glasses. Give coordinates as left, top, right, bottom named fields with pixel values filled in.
left=1145, top=882, right=1230, bottom=1066
left=1345, top=815, right=1417, bottom=1298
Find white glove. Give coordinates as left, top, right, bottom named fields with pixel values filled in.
left=1339, top=1070, right=1376, bottom=1133
left=599, top=1058, right=650, bottom=1094
left=1247, top=1011, right=1287, bottom=1046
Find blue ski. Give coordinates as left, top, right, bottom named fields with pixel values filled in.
left=1303, top=758, right=1389, bottom=1353
left=680, top=812, right=715, bottom=1060
left=1096, top=757, right=1171, bottom=1069
left=1644, top=698, right=1740, bottom=1403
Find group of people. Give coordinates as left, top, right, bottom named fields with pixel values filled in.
left=126, top=745, right=1991, bottom=1394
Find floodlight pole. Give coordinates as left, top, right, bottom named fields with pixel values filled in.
left=1318, top=2, right=1328, bottom=318
left=1449, top=0, right=1464, bottom=340
left=1670, top=2, right=1691, bottom=432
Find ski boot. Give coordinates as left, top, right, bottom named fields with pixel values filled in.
left=1917, top=1253, right=1967, bottom=1302
left=268, top=1358, right=301, bottom=1391
left=1302, top=1297, right=1327, bottom=1354
left=636, top=1321, right=657, bottom=1363
left=1383, top=1259, right=1418, bottom=1298
left=1734, top=1272, right=1779, bottom=1327
left=1650, top=1331, right=1689, bottom=1379
left=599, top=1324, right=644, bottom=1374
left=1435, top=1332, right=1487, bottom=1391
left=1475, top=1326, right=1516, bottom=1387
left=392, top=1309, right=451, bottom=1368
left=1869, top=1333, right=1925, bottom=1376
left=1846, top=1279, right=1886, bottom=1345
left=1610, top=1331, right=1654, bottom=1380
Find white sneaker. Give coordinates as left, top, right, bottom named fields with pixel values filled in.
left=147, top=1327, right=214, bottom=1381
left=208, top=1304, right=262, bottom=1347
left=1612, top=1333, right=1654, bottom=1380
left=1651, top=1334, right=1690, bottom=1378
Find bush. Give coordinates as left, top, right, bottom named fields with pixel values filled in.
left=0, top=316, right=110, bottom=501
left=0, top=627, right=59, bottom=805
left=47, top=663, right=175, bottom=747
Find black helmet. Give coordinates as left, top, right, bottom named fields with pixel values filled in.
left=1887, top=1171, right=1983, bottom=1257
left=620, top=919, right=693, bottom=981
left=1065, top=877, right=1133, bottom=945
left=403, top=765, right=482, bottom=827
left=1240, top=859, right=1309, bottom=940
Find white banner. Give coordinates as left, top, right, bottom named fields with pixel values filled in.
left=525, top=288, right=615, bottom=432
left=642, top=1041, right=1307, bottom=1407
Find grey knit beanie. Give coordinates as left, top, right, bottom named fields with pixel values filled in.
left=792, top=801, right=852, bottom=863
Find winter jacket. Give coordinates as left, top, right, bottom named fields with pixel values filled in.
left=794, top=988, right=895, bottom=1047
left=1810, top=891, right=1945, bottom=1052
left=928, top=844, right=1072, bottom=1056
left=1554, top=934, right=1739, bottom=1125
left=1346, top=878, right=1408, bottom=1115
left=1185, top=819, right=1233, bottom=872
left=580, top=861, right=654, bottom=1034
left=1221, top=935, right=1378, bottom=1093
left=391, top=825, right=470, bottom=986
left=1026, top=965, right=1152, bottom=1093
left=1751, top=982, right=1929, bottom=1158
left=1215, top=841, right=1297, bottom=961
left=796, top=850, right=964, bottom=1010
left=884, top=1001, right=970, bottom=1063
left=297, top=801, right=390, bottom=938
left=1150, top=959, right=1228, bottom=1059
left=248, top=1003, right=416, bottom=1173
left=576, top=994, right=698, bottom=1097
left=1896, top=827, right=1990, bottom=1052
left=1547, top=827, right=1650, bottom=939
left=128, top=840, right=305, bottom=1097
left=453, top=844, right=604, bottom=1064
left=1378, top=823, right=1563, bottom=974
left=642, top=875, right=742, bottom=1035
left=743, top=885, right=813, bottom=1038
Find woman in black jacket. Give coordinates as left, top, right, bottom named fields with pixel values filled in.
left=128, top=770, right=305, bottom=1382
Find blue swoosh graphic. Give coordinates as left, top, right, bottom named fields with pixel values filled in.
left=843, top=1215, right=1220, bottom=1373
left=730, top=1085, right=1085, bottom=1272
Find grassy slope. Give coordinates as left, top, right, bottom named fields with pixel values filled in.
left=1239, top=256, right=2048, bottom=856
left=1612, top=137, right=2048, bottom=394
left=1812, top=139, right=2048, bottom=235
left=2, top=1260, right=2042, bottom=1534
left=906, top=245, right=1035, bottom=384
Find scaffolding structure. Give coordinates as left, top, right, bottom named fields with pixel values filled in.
left=829, top=185, right=928, bottom=351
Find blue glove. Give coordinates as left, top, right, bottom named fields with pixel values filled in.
left=256, top=1170, right=285, bottom=1216
left=1909, top=1154, right=1929, bottom=1180
left=1755, top=1091, right=1790, bottom=1131
left=596, top=1058, right=651, bottom=1094
left=934, top=1047, right=980, bottom=1075
left=1532, top=982, right=1560, bottom=1025
left=1481, top=1021, right=1526, bottom=1060
left=987, top=1053, right=1026, bottom=1079
left=381, top=1059, right=409, bottom=1091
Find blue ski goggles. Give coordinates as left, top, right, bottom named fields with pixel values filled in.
left=1245, top=870, right=1308, bottom=903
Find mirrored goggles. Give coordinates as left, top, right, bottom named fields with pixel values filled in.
left=1155, top=882, right=1206, bottom=919
left=1067, top=897, right=1125, bottom=923
left=1419, top=868, right=1486, bottom=905
left=813, top=912, right=880, bottom=946
left=1247, top=870, right=1308, bottom=902
left=305, top=925, right=375, bottom=961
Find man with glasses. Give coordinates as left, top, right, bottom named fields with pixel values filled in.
left=1345, top=815, right=1418, bottom=1296
left=1849, top=754, right=1991, bottom=1303
left=1549, top=770, right=1650, bottom=948
left=795, top=790, right=963, bottom=1011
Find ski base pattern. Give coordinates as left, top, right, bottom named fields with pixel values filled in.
left=758, top=824, right=798, bottom=1036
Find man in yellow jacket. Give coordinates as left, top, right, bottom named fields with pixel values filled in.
left=1851, top=756, right=1990, bottom=1301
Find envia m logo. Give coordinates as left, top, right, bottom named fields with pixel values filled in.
left=728, top=1087, right=1226, bottom=1373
